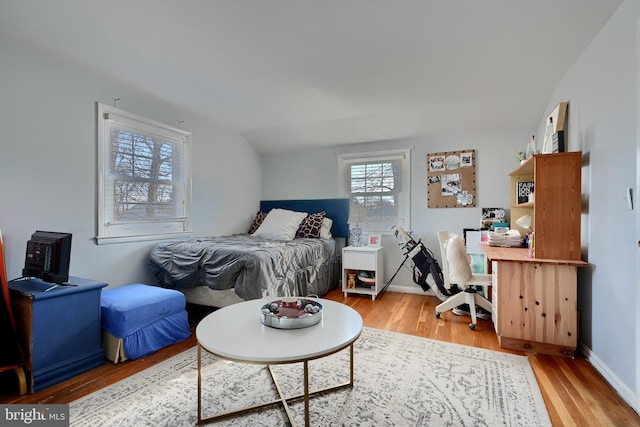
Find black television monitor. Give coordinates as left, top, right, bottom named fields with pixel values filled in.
left=22, top=231, right=72, bottom=284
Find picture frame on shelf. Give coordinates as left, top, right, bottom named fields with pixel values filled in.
left=542, top=102, right=568, bottom=154
left=367, top=234, right=381, bottom=246
left=481, top=207, right=506, bottom=230
left=516, top=181, right=534, bottom=204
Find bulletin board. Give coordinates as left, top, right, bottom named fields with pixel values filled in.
left=427, top=149, right=476, bottom=208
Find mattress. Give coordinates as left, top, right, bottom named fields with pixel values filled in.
left=148, top=234, right=338, bottom=300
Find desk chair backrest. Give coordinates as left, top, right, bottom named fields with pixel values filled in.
left=438, top=230, right=492, bottom=288
left=437, top=230, right=476, bottom=289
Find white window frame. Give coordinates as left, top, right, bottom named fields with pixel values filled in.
left=338, top=148, right=411, bottom=234
left=96, top=103, right=192, bottom=244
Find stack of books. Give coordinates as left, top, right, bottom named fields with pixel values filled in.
left=487, top=230, right=523, bottom=247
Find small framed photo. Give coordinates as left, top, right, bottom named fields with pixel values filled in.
left=368, top=234, right=382, bottom=246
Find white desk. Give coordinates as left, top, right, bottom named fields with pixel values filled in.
left=196, top=298, right=363, bottom=426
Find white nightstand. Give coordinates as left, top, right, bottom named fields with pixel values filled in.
left=342, top=246, right=384, bottom=300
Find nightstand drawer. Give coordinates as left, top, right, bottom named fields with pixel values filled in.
left=344, top=251, right=376, bottom=270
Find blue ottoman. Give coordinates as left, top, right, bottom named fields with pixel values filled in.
left=100, top=284, right=191, bottom=363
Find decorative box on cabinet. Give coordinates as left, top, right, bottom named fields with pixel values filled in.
left=9, top=277, right=107, bottom=392
left=342, top=246, right=384, bottom=300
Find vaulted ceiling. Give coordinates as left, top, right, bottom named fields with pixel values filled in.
left=1, top=1, right=622, bottom=154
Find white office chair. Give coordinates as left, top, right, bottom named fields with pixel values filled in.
left=434, top=230, right=492, bottom=330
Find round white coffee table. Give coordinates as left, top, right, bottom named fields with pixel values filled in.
left=196, top=298, right=363, bottom=427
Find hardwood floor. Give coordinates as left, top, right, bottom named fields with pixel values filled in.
left=2, top=289, right=639, bottom=426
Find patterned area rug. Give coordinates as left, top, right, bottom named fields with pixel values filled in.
left=70, top=327, right=551, bottom=426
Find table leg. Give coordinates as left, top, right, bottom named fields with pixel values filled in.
left=197, top=342, right=356, bottom=425
left=304, top=360, right=309, bottom=427
left=197, top=344, right=202, bottom=424
left=349, top=342, right=354, bottom=385
left=269, top=365, right=295, bottom=424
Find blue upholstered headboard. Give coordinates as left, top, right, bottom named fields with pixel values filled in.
left=259, top=198, right=350, bottom=238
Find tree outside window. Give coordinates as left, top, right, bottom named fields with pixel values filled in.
left=97, top=103, right=191, bottom=244
left=339, top=150, right=410, bottom=233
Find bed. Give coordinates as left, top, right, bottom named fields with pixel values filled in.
left=147, top=198, right=349, bottom=308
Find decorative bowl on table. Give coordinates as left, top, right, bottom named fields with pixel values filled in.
left=260, top=297, right=323, bottom=329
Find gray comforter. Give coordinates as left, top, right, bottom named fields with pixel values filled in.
left=148, top=234, right=338, bottom=300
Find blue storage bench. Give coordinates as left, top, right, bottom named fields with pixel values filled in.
left=100, top=284, right=191, bottom=363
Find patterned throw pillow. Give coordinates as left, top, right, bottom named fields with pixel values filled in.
left=295, top=211, right=326, bottom=238
left=248, top=211, right=268, bottom=234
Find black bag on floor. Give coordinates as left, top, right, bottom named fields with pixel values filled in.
left=408, top=243, right=452, bottom=297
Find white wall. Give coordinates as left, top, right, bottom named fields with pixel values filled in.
left=540, top=0, right=639, bottom=408
left=262, top=129, right=530, bottom=291
left=0, top=39, right=262, bottom=287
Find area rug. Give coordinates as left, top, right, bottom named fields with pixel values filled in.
left=69, top=327, right=551, bottom=426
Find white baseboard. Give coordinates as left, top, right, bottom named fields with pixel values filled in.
left=386, top=284, right=435, bottom=296
left=578, top=341, right=638, bottom=413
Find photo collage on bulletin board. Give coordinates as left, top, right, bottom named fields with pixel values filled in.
left=427, top=149, right=476, bottom=208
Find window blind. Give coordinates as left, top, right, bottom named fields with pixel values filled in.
left=96, top=103, right=192, bottom=244
left=339, top=149, right=411, bottom=232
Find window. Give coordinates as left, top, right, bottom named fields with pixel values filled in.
left=96, top=103, right=191, bottom=244
left=338, top=149, right=411, bottom=233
